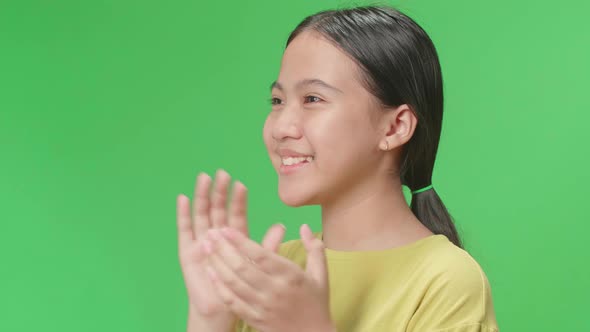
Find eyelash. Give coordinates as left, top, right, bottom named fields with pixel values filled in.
left=268, top=96, right=323, bottom=106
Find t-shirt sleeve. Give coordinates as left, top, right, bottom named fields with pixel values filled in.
left=407, top=252, right=499, bottom=332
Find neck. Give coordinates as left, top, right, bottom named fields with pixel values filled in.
left=320, top=175, right=433, bottom=251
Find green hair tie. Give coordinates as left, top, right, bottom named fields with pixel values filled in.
left=412, top=184, right=433, bottom=194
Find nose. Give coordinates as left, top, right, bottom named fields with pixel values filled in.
left=271, top=106, right=303, bottom=141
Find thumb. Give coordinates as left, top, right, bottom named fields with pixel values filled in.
left=262, top=223, right=286, bottom=253
left=300, top=224, right=328, bottom=288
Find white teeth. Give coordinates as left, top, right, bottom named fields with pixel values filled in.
left=281, top=156, right=314, bottom=166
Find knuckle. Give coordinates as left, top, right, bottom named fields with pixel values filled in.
left=235, top=261, right=249, bottom=274
left=223, top=275, right=236, bottom=287
left=274, top=277, right=288, bottom=289
left=259, top=292, right=274, bottom=308
left=275, top=278, right=293, bottom=294
left=211, top=193, right=221, bottom=205
left=221, top=293, right=234, bottom=306
left=253, top=254, right=267, bottom=265
left=289, top=272, right=304, bottom=286
left=251, top=310, right=265, bottom=325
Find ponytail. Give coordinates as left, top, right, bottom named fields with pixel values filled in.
left=410, top=188, right=462, bottom=248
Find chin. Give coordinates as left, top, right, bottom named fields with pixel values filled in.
left=277, top=182, right=317, bottom=207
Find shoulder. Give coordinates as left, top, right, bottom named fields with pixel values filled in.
left=421, top=238, right=490, bottom=292
left=408, top=237, right=498, bottom=331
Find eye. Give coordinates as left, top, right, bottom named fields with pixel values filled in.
left=304, top=95, right=323, bottom=103
left=269, top=97, right=282, bottom=106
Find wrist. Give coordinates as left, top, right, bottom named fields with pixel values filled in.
left=187, top=304, right=236, bottom=332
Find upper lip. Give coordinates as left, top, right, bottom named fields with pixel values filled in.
left=277, top=148, right=314, bottom=158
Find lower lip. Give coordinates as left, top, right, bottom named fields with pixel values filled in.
left=279, top=160, right=312, bottom=175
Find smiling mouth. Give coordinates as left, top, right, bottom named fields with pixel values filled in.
left=281, top=156, right=314, bottom=166
left=279, top=156, right=314, bottom=175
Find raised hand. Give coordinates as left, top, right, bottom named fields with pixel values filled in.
left=200, top=224, right=335, bottom=332
left=176, top=169, right=250, bottom=317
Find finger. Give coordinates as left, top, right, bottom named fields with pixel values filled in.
left=221, top=227, right=297, bottom=275
left=192, top=173, right=212, bottom=237
left=210, top=169, right=231, bottom=228
left=261, top=223, right=286, bottom=253
left=176, top=194, right=194, bottom=251
left=205, top=266, right=264, bottom=326
left=207, top=229, right=275, bottom=290
left=300, top=224, right=329, bottom=287
left=203, top=235, right=266, bottom=302
left=228, top=180, right=249, bottom=237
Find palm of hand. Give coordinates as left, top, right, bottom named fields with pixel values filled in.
left=176, top=170, right=249, bottom=316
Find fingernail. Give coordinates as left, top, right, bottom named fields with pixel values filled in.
left=278, top=223, right=287, bottom=230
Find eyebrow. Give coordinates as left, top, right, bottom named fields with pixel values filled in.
left=269, top=78, right=344, bottom=94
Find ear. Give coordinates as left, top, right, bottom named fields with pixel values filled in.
left=380, top=104, right=417, bottom=149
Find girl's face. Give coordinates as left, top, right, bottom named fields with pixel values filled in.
left=263, top=30, right=386, bottom=207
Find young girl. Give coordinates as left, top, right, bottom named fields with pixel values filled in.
left=177, top=5, right=498, bottom=332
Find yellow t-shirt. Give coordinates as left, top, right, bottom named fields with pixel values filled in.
left=236, top=232, right=498, bottom=332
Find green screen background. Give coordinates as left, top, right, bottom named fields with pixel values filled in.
left=1, top=0, right=588, bottom=331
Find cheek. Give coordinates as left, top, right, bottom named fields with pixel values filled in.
left=262, top=116, right=273, bottom=148
left=310, top=115, right=375, bottom=169
left=310, top=115, right=356, bottom=152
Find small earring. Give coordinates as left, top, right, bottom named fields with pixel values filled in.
left=381, top=141, right=389, bottom=151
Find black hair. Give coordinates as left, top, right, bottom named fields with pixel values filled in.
left=286, top=5, right=462, bottom=248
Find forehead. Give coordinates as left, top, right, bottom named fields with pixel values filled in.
left=276, top=30, right=361, bottom=91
